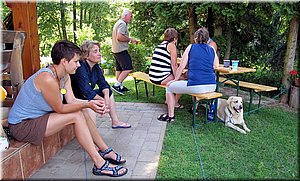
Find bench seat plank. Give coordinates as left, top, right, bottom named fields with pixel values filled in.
left=130, top=72, right=166, bottom=88
left=219, top=77, right=277, bottom=92
left=191, top=92, right=223, bottom=100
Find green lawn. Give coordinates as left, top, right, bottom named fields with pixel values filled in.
left=107, top=75, right=299, bottom=180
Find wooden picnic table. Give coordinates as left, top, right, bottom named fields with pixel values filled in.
left=149, top=56, right=257, bottom=92
left=214, top=65, right=256, bottom=92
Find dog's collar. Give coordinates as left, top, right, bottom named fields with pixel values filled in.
left=228, top=108, right=233, bottom=115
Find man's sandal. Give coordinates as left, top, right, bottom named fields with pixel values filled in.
left=157, top=113, right=175, bottom=123
left=99, top=147, right=126, bottom=165
left=92, top=160, right=128, bottom=177
left=157, top=113, right=168, bottom=121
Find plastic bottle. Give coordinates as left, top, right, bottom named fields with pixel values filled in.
left=207, top=99, right=216, bottom=122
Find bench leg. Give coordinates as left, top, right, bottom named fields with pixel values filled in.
left=192, top=96, right=197, bottom=128
left=152, top=85, right=155, bottom=96
left=144, top=81, right=149, bottom=97
left=204, top=100, right=209, bottom=124
left=257, top=92, right=262, bottom=113
left=248, top=89, right=254, bottom=115
left=134, top=78, right=139, bottom=99
left=213, top=98, right=218, bottom=122
left=236, top=78, right=240, bottom=96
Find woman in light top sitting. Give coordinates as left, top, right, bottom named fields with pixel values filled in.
left=158, top=27, right=219, bottom=122
left=149, top=28, right=184, bottom=108
left=7, top=40, right=128, bottom=177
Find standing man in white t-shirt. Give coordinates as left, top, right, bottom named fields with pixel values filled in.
left=111, top=9, right=137, bottom=95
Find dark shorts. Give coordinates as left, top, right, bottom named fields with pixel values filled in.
left=96, top=88, right=113, bottom=98
left=8, top=114, right=50, bottom=145
left=113, top=50, right=133, bottom=71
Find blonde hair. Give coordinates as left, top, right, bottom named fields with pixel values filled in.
left=80, top=40, right=100, bottom=59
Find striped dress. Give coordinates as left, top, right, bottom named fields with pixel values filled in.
left=149, top=42, right=172, bottom=84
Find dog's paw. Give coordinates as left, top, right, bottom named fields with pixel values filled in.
left=240, top=130, right=247, bottom=134
left=245, top=128, right=251, bottom=132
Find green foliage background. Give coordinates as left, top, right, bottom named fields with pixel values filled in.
left=1, top=1, right=299, bottom=96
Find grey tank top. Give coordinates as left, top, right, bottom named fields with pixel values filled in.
left=8, top=68, right=63, bottom=124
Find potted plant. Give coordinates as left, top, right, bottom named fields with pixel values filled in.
left=100, top=59, right=114, bottom=75
left=288, top=69, right=299, bottom=108
left=289, top=70, right=300, bottom=87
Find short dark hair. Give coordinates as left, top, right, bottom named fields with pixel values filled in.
left=164, top=28, right=178, bottom=42
left=51, top=40, right=82, bottom=65
left=194, top=27, right=209, bottom=44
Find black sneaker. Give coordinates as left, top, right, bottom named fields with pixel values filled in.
left=121, top=85, right=130, bottom=92
left=111, top=85, right=124, bottom=95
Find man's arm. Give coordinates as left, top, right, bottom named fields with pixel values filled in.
left=116, top=23, right=137, bottom=44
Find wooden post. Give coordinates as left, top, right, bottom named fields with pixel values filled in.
left=5, top=1, right=40, bottom=79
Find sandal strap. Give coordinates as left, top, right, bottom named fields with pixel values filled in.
left=97, top=160, right=124, bottom=176
left=115, top=152, right=121, bottom=162
left=99, top=160, right=110, bottom=170
left=99, top=147, right=113, bottom=157
left=167, top=116, right=175, bottom=122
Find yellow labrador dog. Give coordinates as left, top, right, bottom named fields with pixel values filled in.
left=217, top=96, right=251, bottom=134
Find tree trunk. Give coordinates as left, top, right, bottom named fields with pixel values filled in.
left=88, top=7, right=92, bottom=24
left=214, top=15, right=222, bottom=58
left=80, top=4, right=83, bottom=29
left=83, top=9, right=86, bottom=24
left=214, top=16, right=222, bottom=37
left=280, top=16, right=299, bottom=104
left=73, top=0, right=77, bottom=44
left=188, top=5, right=197, bottom=44
left=206, top=6, right=214, bottom=37
left=224, top=24, right=232, bottom=60
left=60, top=0, right=67, bottom=40
left=57, top=22, right=62, bottom=39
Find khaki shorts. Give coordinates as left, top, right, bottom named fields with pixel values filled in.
left=8, top=114, right=50, bottom=145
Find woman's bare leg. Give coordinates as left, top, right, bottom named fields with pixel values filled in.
left=82, top=108, right=126, bottom=162
left=81, top=109, right=109, bottom=152
left=161, top=75, right=182, bottom=107
left=45, top=111, right=126, bottom=175
left=166, top=93, right=176, bottom=117
left=45, top=111, right=105, bottom=167
left=108, top=95, right=130, bottom=127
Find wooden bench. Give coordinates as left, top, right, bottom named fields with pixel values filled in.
left=219, top=76, right=278, bottom=114
left=130, top=72, right=223, bottom=127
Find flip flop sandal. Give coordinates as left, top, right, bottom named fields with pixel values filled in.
left=157, top=113, right=168, bottom=121
left=189, top=106, right=199, bottom=115
left=112, top=123, right=131, bottom=129
left=175, top=104, right=184, bottom=109
left=92, top=160, right=128, bottom=177
left=99, top=147, right=126, bottom=165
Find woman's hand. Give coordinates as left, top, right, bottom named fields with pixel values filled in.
left=89, top=99, right=109, bottom=115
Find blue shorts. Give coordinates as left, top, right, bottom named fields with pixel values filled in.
left=113, top=50, right=133, bottom=71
